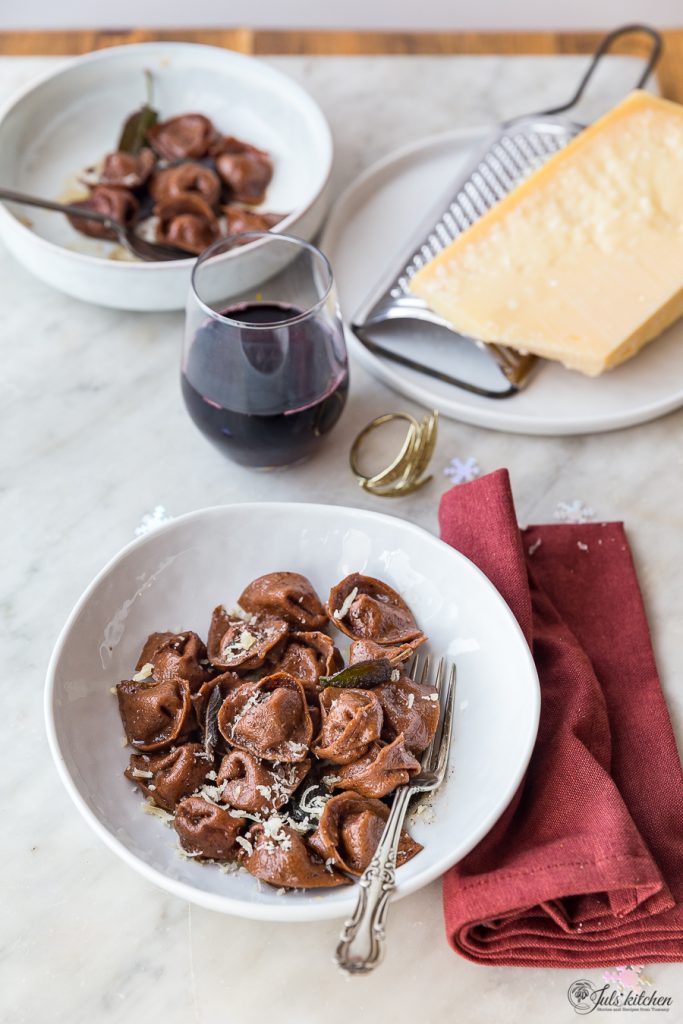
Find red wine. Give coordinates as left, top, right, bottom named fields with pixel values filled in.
left=181, top=301, right=349, bottom=468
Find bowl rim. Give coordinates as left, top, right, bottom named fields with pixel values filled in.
left=44, top=501, right=540, bottom=921
left=0, top=42, right=333, bottom=272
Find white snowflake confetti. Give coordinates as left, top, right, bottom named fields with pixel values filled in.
left=135, top=505, right=173, bottom=537
left=443, top=456, right=480, bottom=485
left=602, top=966, right=652, bottom=994
left=554, top=500, right=595, bottom=524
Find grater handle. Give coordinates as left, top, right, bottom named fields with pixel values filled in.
left=535, top=24, right=662, bottom=120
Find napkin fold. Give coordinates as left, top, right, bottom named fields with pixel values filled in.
left=439, top=469, right=683, bottom=967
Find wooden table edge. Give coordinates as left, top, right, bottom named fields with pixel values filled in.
left=0, top=27, right=680, bottom=100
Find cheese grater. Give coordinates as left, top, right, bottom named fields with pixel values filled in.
left=352, top=25, right=661, bottom=399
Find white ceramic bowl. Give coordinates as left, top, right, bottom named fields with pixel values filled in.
left=45, top=503, right=539, bottom=922
left=0, top=44, right=332, bottom=311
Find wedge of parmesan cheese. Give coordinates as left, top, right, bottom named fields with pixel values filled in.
left=409, top=91, right=683, bottom=376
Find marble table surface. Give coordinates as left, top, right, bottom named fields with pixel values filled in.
left=3, top=53, right=683, bottom=1024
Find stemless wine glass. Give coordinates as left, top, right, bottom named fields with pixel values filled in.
left=182, top=232, right=349, bottom=469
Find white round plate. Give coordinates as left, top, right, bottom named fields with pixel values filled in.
left=321, top=128, right=683, bottom=436
left=0, top=44, right=332, bottom=311
left=45, top=502, right=539, bottom=922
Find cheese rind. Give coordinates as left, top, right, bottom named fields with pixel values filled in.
left=409, top=91, right=683, bottom=377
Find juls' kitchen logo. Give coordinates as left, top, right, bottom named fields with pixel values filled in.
left=568, top=977, right=673, bottom=1014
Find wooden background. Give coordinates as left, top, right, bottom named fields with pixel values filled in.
left=0, top=28, right=681, bottom=101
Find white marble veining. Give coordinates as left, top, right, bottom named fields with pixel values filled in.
left=2, top=54, right=683, bottom=1024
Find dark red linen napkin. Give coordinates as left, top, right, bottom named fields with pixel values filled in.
left=438, top=468, right=683, bottom=966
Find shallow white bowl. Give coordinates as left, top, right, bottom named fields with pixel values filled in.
left=0, top=44, right=332, bottom=310
left=45, top=503, right=539, bottom=922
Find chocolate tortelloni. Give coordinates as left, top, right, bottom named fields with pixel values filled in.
left=155, top=195, right=219, bottom=255
left=150, top=162, right=221, bottom=208
left=241, top=823, right=351, bottom=889
left=207, top=606, right=289, bottom=672
left=174, top=797, right=244, bottom=860
left=68, top=184, right=138, bottom=240
left=239, top=572, right=328, bottom=631
left=313, top=687, right=383, bottom=765
left=374, top=672, right=440, bottom=755
left=327, top=574, right=424, bottom=646
left=309, top=792, right=422, bottom=875
left=274, top=630, right=342, bottom=688
left=223, top=206, right=283, bottom=234
left=125, top=743, right=209, bottom=811
left=117, top=676, right=193, bottom=751
left=216, top=750, right=310, bottom=815
left=217, top=672, right=313, bottom=762
left=136, top=630, right=213, bottom=691
left=349, top=636, right=425, bottom=666
left=147, top=113, right=216, bottom=161
left=98, top=148, right=156, bottom=188
left=190, top=670, right=242, bottom=726
left=270, top=631, right=340, bottom=735
left=211, top=137, right=273, bottom=204
left=332, top=734, right=420, bottom=798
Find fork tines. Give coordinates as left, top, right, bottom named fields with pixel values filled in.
left=409, top=653, right=457, bottom=774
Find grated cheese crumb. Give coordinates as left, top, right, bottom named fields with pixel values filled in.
left=406, top=693, right=415, bottom=709
left=299, top=785, right=332, bottom=820
left=142, top=800, right=174, bottom=825
left=132, top=662, right=154, bottom=682
left=286, top=816, right=313, bottom=833
left=333, top=587, right=358, bottom=620
left=390, top=669, right=400, bottom=682
left=235, top=835, right=254, bottom=857
left=239, top=630, right=256, bottom=651
left=231, top=689, right=270, bottom=730
left=194, top=781, right=227, bottom=805
left=130, top=768, right=154, bottom=779
left=228, top=808, right=262, bottom=823
left=219, top=861, right=241, bottom=875
left=176, top=845, right=203, bottom=859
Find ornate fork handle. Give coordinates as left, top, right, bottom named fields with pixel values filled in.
left=335, top=785, right=413, bottom=974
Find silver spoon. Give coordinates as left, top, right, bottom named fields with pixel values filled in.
left=0, top=187, right=189, bottom=262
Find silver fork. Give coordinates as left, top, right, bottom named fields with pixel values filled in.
left=0, top=187, right=189, bottom=262
left=335, top=655, right=457, bottom=974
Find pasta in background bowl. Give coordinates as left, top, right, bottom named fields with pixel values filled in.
left=0, top=44, right=332, bottom=310
left=45, top=503, right=539, bottom=922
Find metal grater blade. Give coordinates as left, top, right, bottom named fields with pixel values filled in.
left=352, top=115, right=583, bottom=398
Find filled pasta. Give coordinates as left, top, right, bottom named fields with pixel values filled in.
left=327, top=573, right=425, bottom=646
left=112, top=569, right=440, bottom=892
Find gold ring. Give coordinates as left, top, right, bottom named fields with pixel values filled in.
left=349, top=410, right=439, bottom=497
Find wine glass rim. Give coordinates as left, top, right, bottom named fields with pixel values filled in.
left=190, top=231, right=335, bottom=329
